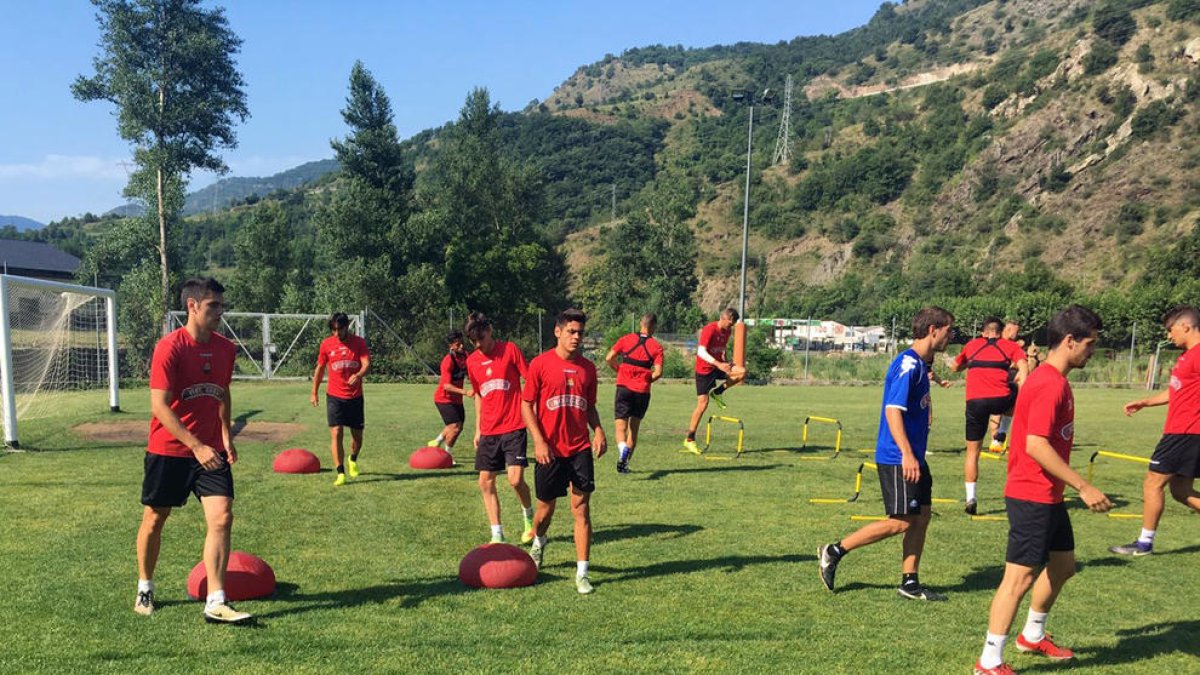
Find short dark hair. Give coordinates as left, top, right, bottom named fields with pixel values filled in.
left=1046, top=305, right=1103, bottom=348
left=447, top=329, right=464, bottom=345
left=464, top=312, right=492, bottom=342
left=641, top=313, right=658, bottom=329
left=556, top=307, right=587, bottom=328
left=721, top=307, right=740, bottom=322
left=912, top=306, right=954, bottom=339
left=1163, top=305, right=1200, bottom=329
left=982, top=316, right=1003, bottom=333
left=180, top=277, right=224, bottom=310
left=328, top=312, right=350, bottom=331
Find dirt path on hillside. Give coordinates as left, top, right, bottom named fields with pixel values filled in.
left=804, top=61, right=985, bottom=100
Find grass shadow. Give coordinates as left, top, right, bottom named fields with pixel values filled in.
left=590, top=553, right=814, bottom=583
left=642, top=464, right=784, bottom=481
left=1021, top=620, right=1200, bottom=671
left=353, top=470, right=467, bottom=483
left=593, top=522, right=703, bottom=544
left=257, top=576, right=473, bottom=619
left=230, top=409, right=262, bottom=436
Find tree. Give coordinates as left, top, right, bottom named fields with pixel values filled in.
left=330, top=61, right=412, bottom=196
left=231, top=202, right=292, bottom=312
left=1092, top=3, right=1137, bottom=46
left=73, top=0, right=248, bottom=329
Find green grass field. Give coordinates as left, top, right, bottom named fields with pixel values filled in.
left=1, top=382, right=1196, bottom=673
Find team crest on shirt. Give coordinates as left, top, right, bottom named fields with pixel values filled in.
left=485, top=367, right=493, bottom=377
left=899, top=354, right=919, bottom=374
left=181, top=383, right=224, bottom=401
left=546, top=394, right=588, bottom=411
left=480, top=379, right=510, bottom=397
left=203, top=361, right=211, bottom=373
left=1171, top=375, right=1182, bottom=391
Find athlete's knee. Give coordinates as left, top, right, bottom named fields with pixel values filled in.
left=506, top=473, right=524, bottom=489
left=142, top=507, right=170, bottom=530
left=1168, top=479, right=1196, bottom=504
left=478, top=473, right=497, bottom=491
left=207, top=509, right=233, bottom=532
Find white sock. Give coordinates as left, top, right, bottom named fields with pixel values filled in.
left=1022, top=610, right=1048, bottom=643
left=138, top=579, right=154, bottom=593
left=522, top=506, right=534, bottom=521
left=966, top=482, right=977, bottom=501
left=998, top=416, right=1012, bottom=434
left=434, top=433, right=445, bottom=443
left=980, top=632, right=1007, bottom=669
left=618, top=441, right=630, bottom=452
left=534, top=535, right=547, bottom=548
left=1138, top=528, right=1156, bottom=544
left=577, top=560, right=589, bottom=578
left=490, top=524, right=503, bottom=538
left=205, top=590, right=226, bottom=608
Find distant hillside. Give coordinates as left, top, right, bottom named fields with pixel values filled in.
left=106, top=158, right=339, bottom=217
left=0, top=215, right=45, bottom=232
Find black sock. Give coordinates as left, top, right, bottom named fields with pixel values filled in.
left=351, top=453, right=358, bottom=461
left=686, top=432, right=696, bottom=441
left=336, top=465, right=345, bottom=474
left=711, top=384, right=726, bottom=396
left=901, top=573, right=919, bottom=588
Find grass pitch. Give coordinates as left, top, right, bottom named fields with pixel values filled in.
left=0, top=382, right=1196, bottom=673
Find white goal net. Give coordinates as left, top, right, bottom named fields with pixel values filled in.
left=0, top=275, right=120, bottom=449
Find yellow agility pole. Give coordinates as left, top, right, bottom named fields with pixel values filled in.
left=808, top=462, right=874, bottom=504
left=700, top=414, right=744, bottom=460
left=970, top=515, right=1006, bottom=522
left=850, top=515, right=887, bottom=521
left=1087, top=450, right=1151, bottom=484
left=801, top=415, right=843, bottom=460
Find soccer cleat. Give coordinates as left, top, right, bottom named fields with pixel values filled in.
left=490, top=534, right=505, bottom=544
left=973, top=662, right=1015, bottom=675
left=203, top=602, right=252, bottom=624
left=616, top=460, right=630, bottom=474
left=897, top=584, right=947, bottom=601
left=426, top=438, right=440, bottom=447
left=1108, top=540, right=1153, bottom=556
left=682, top=439, right=701, bottom=455
left=1016, top=633, right=1074, bottom=661
left=529, top=539, right=544, bottom=569
left=134, top=589, right=154, bottom=616
left=521, top=521, right=535, bottom=545
left=575, top=574, right=594, bottom=595
left=347, top=458, right=360, bottom=478
left=965, top=499, right=978, bottom=516
left=817, top=544, right=840, bottom=592
left=333, top=472, right=346, bottom=487
left=707, top=388, right=727, bottom=409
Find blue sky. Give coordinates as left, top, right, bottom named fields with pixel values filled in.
left=0, top=1, right=884, bottom=223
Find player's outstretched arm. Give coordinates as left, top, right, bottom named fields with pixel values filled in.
left=1024, top=435, right=1112, bottom=512
left=1124, top=390, right=1170, bottom=415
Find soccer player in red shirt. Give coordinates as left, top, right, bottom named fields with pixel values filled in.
left=604, top=313, right=663, bottom=473
left=310, top=313, right=371, bottom=486
left=947, top=317, right=1027, bottom=514
left=135, top=278, right=250, bottom=624
left=975, top=305, right=1112, bottom=675
left=683, top=308, right=745, bottom=454
left=523, top=308, right=607, bottom=594
left=465, top=312, right=535, bottom=544
left=1109, top=305, right=1200, bottom=556
left=427, top=330, right=470, bottom=460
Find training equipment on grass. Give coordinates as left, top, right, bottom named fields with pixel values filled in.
left=1107, top=513, right=1142, bottom=519
left=808, top=461, right=960, bottom=506
left=800, top=415, right=842, bottom=460
left=458, top=543, right=538, bottom=589
left=187, top=551, right=276, bottom=601
left=980, top=450, right=1005, bottom=462
left=700, top=414, right=744, bottom=460
left=273, top=448, right=321, bottom=474
left=970, top=515, right=1006, bottom=522
left=0, top=275, right=120, bottom=449
left=850, top=515, right=887, bottom=521
left=733, top=322, right=746, bottom=369
left=1087, top=450, right=1151, bottom=483
left=410, top=445, right=455, bottom=469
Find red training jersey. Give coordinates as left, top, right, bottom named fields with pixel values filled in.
left=466, top=340, right=528, bottom=436
left=317, top=334, right=370, bottom=400
left=954, top=337, right=1025, bottom=400
left=612, top=332, right=664, bottom=394
left=695, top=322, right=731, bottom=375
left=434, top=351, right=468, bottom=405
left=1005, top=364, right=1075, bottom=504
left=147, top=328, right=236, bottom=458
left=523, top=349, right=598, bottom=457
left=1165, top=343, right=1200, bottom=434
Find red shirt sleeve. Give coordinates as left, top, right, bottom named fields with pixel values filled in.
left=149, top=338, right=175, bottom=391
left=699, top=323, right=716, bottom=350
left=652, top=339, right=664, bottom=365
left=317, top=339, right=328, bottom=367
left=440, top=354, right=453, bottom=380
left=221, top=339, right=235, bottom=388
left=521, top=357, right=540, bottom=403
left=1005, top=341, right=1026, bottom=363
left=586, top=362, right=598, bottom=407
left=953, top=340, right=972, bottom=368
left=511, top=342, right=529, bottom=379
left=1022, top=380, right=1062, bottom=439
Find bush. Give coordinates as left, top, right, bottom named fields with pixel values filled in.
left=1083, top=39, right=1119, bottom=76
left=1167, top=0, right=1200, bottom=22
left=1093, top=3, right=1137, bottom=46
left=1131, top=100, right=1182, bottom=140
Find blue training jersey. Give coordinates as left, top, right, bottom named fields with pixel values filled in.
left=874, top=348, right=932, bottom=465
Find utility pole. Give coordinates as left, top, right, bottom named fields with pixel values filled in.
left=772, top=75, right=793, bottom=166
left=611, top=183, right=617, bottom=221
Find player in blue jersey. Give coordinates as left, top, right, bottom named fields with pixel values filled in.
left=818, top=307, right=955, bottom=601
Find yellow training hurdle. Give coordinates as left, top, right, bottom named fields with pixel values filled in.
left=1087, top=450, right=1151, bottom=484
left=809, top=461, right=958, bottom=506
left=801, top=415, right=843, bottom=460
left=701, top=415, right=744, bottom=460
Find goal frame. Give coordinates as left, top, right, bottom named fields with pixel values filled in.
left=0, top=274, right=120, bottom=449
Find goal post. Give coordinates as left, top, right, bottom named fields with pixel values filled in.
left=0, top=274, right=120, bottom=449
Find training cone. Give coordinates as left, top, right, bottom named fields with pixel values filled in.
left=458, top=543, right=537, bottom=589
left=187, top=551, right=276, bottom=601
left=409, top=446, right=454, bottom=470
left=273, top=448, right=321, bottom=474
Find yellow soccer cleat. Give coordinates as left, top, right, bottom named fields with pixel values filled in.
left=426, top=438, right=440, bottom=447
left=347, top=458, right=360, bottom=478
left=333, top=472, right=347, bottom=487
left=682, top=439, right=701, bottom=455
left=521, top=520, right=535, bottom=544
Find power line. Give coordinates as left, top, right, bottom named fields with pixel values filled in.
left=772, top=75, right=793, bottom=166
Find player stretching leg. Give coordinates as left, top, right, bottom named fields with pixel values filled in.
left=683, top=308, right=745, bottom=454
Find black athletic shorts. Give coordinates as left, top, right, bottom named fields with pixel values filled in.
left=535, top=449, right=595, bottom=500
left=965, top=394, right=1016, bottom=442
left=1005, top=497, right=1074, bottom=567
left=877, top=463, right=933, bottom=516
left=614, top=386, right=651, bottom=420
left=696, top=369, right=728, bottom=396
left=141, top=452, right=234, bottom=508
left=435, top=402, right=466, bottom=425
left=476, top=428, right=528, bottom=472
left=1149, top=434, right=1200, bottom=478
left=327, top=394, right=364, bottom=429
